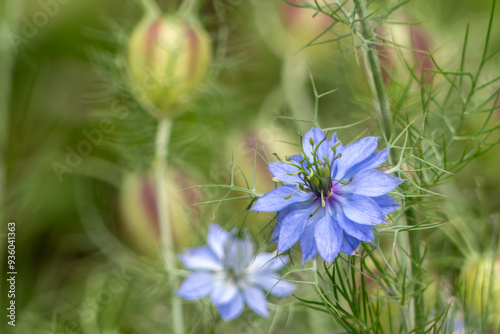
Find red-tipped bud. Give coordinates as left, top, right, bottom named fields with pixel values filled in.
left=128, top=15, right=212, bottom=117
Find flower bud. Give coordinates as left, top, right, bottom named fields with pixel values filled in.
left=117, top=170, right=198, bottom=256
left=128, top=15, right=212, bottom=118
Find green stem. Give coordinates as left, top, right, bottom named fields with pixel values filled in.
left=0, top=1, right=23, bottom=221
left=353, top=0, right=393, bottom=142
left=136, top=0, right=161, bottom=17
left=405, top=206, right=425, bottom=333
left=155, top=118, right=184, bottom=334
left=353, top=0, right=424, bottom=332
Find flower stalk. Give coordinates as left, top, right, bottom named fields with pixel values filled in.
left=154, top=117, right=184, bottom=334
left=353, top=0, right=424, bottom=331
left=353, top=0, right=393, bottom=142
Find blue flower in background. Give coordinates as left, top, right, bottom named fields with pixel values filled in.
left=251, top=127, right=402, bottom=264
left=177, top=224, right=295, bottom=321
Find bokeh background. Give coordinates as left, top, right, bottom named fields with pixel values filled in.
left=1, top=0, right=499, bottom=333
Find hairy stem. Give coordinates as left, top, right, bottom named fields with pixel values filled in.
left=353, top=0, right=393, bottom=142
left=155, top=118, right=184, bottom=334
left=353, top=0, right=424, bottom=332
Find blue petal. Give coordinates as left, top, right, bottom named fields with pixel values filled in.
left=344, top=148, right=389, bottom=179
left=314, top=207, right=342, bottom=264
left=179, top=246, right=222, bottom=271
left=271, top=223, right=280, bottom=243
left=277, top=199, right=315, bottom=222
left=251, top=186, right=315, bottom=213
left=224, top=237, right=255, bottom=273
left=273, top=199, right=318, bottom=244
left=340, top=232, right=361, bottom=254
left=217, top=293, right=244, bottom=321
left=249, top=273, right=295, bottom=296
left=336, top=210, right=374, bottom=242
left=288, top=155, right=309, bottom=169
left=211, top=278, right=238, bottom=306
left=278, top=201, right=318, bottom=252
left=242, top=286, right=269, bottom=317
left=340, top=195, right=386, bottom=225
left=300, top=207, right=325, bottom=265
left=334, top=137, right=379, bottom=180
left=248, top=252, right=288, bottom=272
left=341, top=169, right=402, bottom=197
left=268, top=162, right=301, bottom=183
left=372, top=194, right=399, bottom=215
left=302, top=127, right=329, bottom=161
left=177, top=272, right=215, bottom=299
left=207, top=224, right=231, bottom=261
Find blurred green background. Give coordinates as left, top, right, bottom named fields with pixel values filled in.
left=1, top=0, right=499, bottom=333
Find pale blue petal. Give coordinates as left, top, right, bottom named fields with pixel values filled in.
left=248, top=252, right=288, bottom=272
left=224, top=236, right=255, bottom=273
left=302, top=127, right=329, bottom=161
left=300, top=207, right=325, bottom=264
left=278, top=201, right=318, bottom=252
left=179, top=246, right=222, bottom=271
left=341, top=169, right=403, bottom=197
left=249, top=274, right=295, bottom=296
left=268, top=162, right=301, bottom=183
left=211, top=279, right=238, bottom=306
left=207, top=224, right=231, bottom=261
left=340, top=194, right=386, bottom=225
left=314, top=208, right=342, bottom=264
left=372, top=194, right=399, bottom=215
left=251, top=186, right=315, bottom=212
left=277, top=199, right=315, bottom=222
left=334, top=137, right=379, bottom=180
left=344, top=148, right=389, bottom=179
left=336, top=210, right=374, bottom=242
left=177, top=272, right=215, bottom=299
left=217, top=293, right=244, bottom=321
left=340, top=232, right=361, bottom=255
left=242, top=286, right=269, bottom=317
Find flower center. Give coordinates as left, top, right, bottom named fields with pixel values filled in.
left=277, top=134, right=353, bottom=207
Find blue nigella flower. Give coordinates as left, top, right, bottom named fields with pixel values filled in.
left=176, top=224, right=295, bottom=321
left=251, top=127, right=402, bottom=264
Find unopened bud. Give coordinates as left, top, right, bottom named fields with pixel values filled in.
left=128, top=15, right=212, bottom=118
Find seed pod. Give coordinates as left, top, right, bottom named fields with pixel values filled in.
left=128, top=15, right=212, bottom=118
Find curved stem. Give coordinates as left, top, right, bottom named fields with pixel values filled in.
left=155, top=118, right=184, bottom=334
left=353, top=0, right=393, bottom=142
